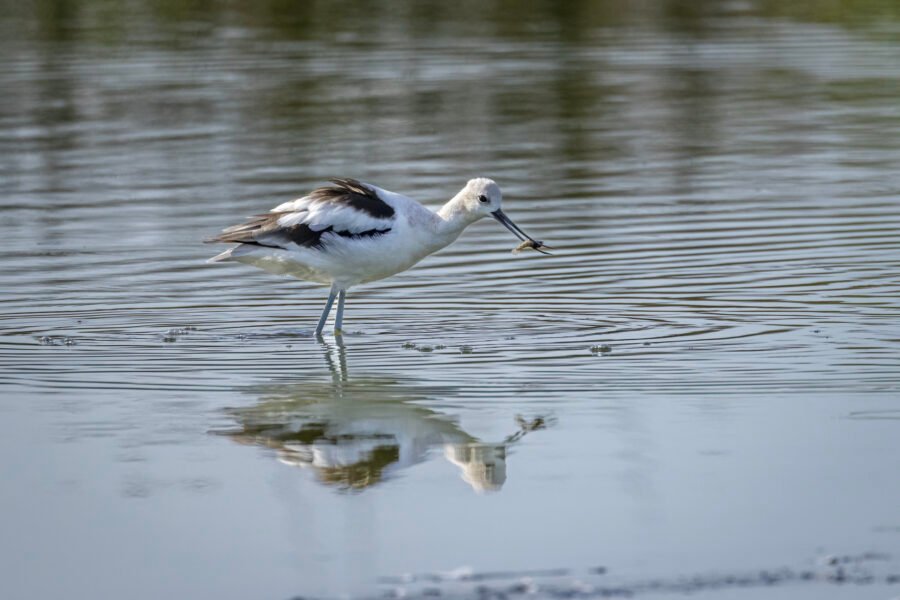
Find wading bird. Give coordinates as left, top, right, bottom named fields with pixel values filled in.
left=206, top=178, right=549, bottom=335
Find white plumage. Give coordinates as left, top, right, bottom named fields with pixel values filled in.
left=207, top=177, right=549, bottom=335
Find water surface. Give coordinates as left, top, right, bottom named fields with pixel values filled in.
left=1, top=1, right=899, bottom=598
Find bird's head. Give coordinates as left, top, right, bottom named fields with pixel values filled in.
left=457, top=178, right=550, bottom=254
left=460, top=177, right=503, bottom=216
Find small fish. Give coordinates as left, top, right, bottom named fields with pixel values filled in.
left=512, top=239, right=553, bottom=255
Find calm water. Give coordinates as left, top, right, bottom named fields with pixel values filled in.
left=1, top=1, right=900, bottom=598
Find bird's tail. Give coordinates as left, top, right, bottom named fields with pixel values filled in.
left=206, top=247, right=235, bottom=263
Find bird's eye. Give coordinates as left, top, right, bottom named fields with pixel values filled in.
left=478, top=194, right=489, bottom=203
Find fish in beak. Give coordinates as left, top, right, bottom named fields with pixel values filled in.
left=491, top=209, right=553, bottom=255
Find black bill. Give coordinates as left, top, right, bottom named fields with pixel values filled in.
left=491, top=209, right=552, bottom=255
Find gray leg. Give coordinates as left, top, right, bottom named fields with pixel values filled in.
left=334, top=289, right=346, bottom=334
left=315, top=286, right=337, bottom=336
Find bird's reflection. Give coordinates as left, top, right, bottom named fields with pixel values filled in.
left=217, top=337, right=551, bottom=492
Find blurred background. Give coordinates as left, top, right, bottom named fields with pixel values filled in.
left=1, top=1, right=899, bottom=599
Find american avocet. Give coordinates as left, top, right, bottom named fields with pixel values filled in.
left=206, top=178, right=549, bottom=335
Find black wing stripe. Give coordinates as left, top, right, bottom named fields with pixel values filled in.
left=309, top=178, right=395, bottom=219
left=217, top=225, right=392, bottom=251
left=283, top=224, right=392, bottom=249
left=305, top=226, right=392, bottom=249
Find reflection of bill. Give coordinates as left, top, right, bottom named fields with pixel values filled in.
left=217, top=338, right=552, bottom=492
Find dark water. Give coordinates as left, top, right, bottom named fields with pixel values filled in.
left=1, top=1, right=900, bottom=598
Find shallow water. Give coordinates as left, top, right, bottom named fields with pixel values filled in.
left=2, top=1, right=900, bottom=599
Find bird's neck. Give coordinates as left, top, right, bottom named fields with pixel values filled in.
left=435, top=195, right=479, bottom=240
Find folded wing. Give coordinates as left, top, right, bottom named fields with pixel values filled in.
left=207, top=179, right=395, bottom=251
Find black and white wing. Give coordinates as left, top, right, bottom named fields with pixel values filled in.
left=207, top=178, right=396, bottom=251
